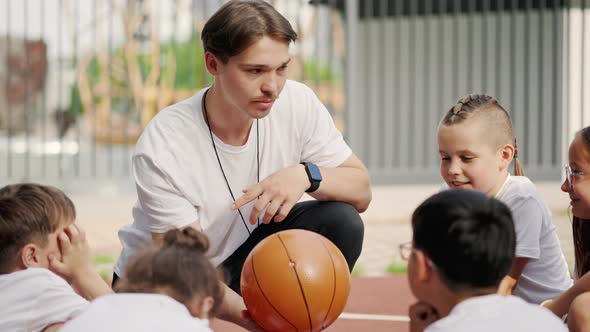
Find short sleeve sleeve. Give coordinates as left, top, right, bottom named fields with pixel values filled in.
left=33, top=272, right=88, bottom=330
left=299, top=87, right=352, bottom=168
left=510, top=197, right=543, bottom=260
left=133, top=154, right=198, bottom=233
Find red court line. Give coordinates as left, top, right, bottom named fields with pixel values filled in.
left=210, top=274, right=414, bottom=331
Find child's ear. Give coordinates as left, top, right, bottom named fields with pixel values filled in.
left=200, top=296, right=215, bottom=317
left=413, top=251, right=435, bottom=283
left=499, top=144, right=515, bottom=170
left=188, top=296, right=215, bottom=319
left=20, top=244, right=41, bottom=268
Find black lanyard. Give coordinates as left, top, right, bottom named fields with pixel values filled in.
left=202, top=88, right=260, bottom=235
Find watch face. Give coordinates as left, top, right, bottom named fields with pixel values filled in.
left=307, top=163, right=322, bottom=181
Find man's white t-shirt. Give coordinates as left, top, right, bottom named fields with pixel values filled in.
left=494, top=175, right=572, bottom=303
left=115, top=80, right=352, bottom=275
left=425, top=294, right=567, bottom=332
left=0, top=268, right=88, bottom=332
left=60, top=293, right=212, bottom=332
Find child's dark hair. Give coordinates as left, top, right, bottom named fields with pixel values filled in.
left=201, top=0, right=297, bottom=63
left=412, top=189, right=515, bottom=293
left=0, top=183, right=76, bottom=274
left=115, top=228, right=224, bottom=317
left=573, top=126, right=590, bottom=277
left=440, top=94, right=524, bottom=176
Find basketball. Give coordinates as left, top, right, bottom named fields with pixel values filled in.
left=240, top=229, right=351, bottom=332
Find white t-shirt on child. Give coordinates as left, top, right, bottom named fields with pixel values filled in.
left=425, top=294, right=567, bottom=332
left=0, top=268, right=88, bottom=332
left=494, top=175, right=572, bottom=303
left=61, top=293, right=213, bottom=332
left=114, top=80, right=352, bottom=276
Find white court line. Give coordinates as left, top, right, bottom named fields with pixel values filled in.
left=339, top=312, right=410, bottom=322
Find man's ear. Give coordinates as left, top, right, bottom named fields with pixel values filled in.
left=205, top=52, right=221, bottom=76
left=499, top=144, right=515, bottom=171
left=20, top=243, right=41, bottom=268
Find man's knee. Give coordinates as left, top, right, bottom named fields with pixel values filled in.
left=315, top=202, right=364, bottom=270
left=325, top=201, right=364, bottom=236
left=316, top=200, right=361, bottom=221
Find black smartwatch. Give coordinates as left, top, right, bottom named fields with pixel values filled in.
left=302, top=162, right=322, bottom=193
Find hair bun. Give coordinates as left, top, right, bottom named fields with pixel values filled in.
left=162, top=228, right=210, bottom=253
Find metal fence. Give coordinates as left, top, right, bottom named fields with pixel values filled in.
left=1, top=0, right=589, bottom=190
left=345, top=0, right=589, bottom=183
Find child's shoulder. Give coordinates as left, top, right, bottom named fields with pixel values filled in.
left=499, top=176, right=548, bottom=209
left=0, top=268, right=82, bottom=314
left=0, top=268, right=69, bottom=289
left=0, top=268, right=88, bottom=332
left=502, top=175, right=540, bottom=198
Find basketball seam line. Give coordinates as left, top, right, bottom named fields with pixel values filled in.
left=251, top=251, right=299, bottom=331
left=277, top=233, right=313, bottom=332
left=318, top=238, right=338, bottom=330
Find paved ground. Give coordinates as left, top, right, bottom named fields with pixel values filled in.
left=75, top=181, right=575, bottom=278
left=210, top=275, right=414, bottom=332
left=71, top=181, right=575, bottom=330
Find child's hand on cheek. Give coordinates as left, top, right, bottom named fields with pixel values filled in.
left=48, top=224, right=113, bottom=300
left=47, top=224, right=94, bottom=284
left=409, top=301, right=439, bottom=332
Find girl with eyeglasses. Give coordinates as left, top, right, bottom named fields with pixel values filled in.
left=563, top=127, right=590, bottom=280
left=542, top=126, right=590, bottom=331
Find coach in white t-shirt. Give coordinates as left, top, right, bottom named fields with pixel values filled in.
left=406, top=190, right=567, bottom=332
left=113, top=1, right=371, bottom=330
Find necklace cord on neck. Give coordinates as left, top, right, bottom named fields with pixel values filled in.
left=202, top=89, right=260, bottom=235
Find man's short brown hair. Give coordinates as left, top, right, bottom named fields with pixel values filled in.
left=0, top=183, right=75, bottom=273
left=201, top=0, right=298, bottom=63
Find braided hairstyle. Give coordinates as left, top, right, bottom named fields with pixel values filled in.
left=440, top=94, right=524, bottom=176
left=573, top=126, right=590, bottom=277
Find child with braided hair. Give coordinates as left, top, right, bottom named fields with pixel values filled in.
left=436, top=94, right=572, bottom=304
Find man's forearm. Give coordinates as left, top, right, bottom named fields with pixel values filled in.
left=311, top=166, right=371, bottom=212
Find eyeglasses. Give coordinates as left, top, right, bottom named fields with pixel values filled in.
left=565, top=165, right=590, bottom=187
left=398, top=241, right=413, bottom=261
left=398, top=241, right=437, bottom=270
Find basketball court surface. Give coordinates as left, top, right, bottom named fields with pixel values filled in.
left=210, top=274, right=414, bottom=331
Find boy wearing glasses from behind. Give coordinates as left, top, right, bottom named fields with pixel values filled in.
left=403, top=189, right=566, bottom=332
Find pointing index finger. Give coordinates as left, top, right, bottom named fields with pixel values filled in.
left=232, top=184, right=263, bottom=210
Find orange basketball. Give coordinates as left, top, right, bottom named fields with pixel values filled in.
left=240, top=229, right=351, bottom=332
